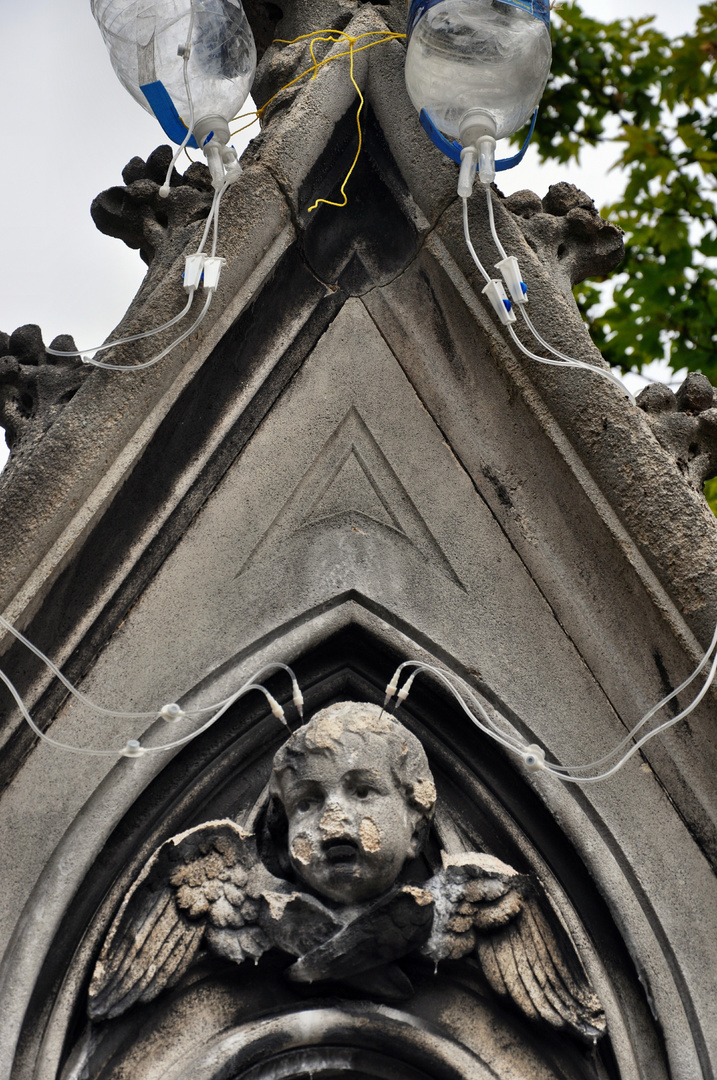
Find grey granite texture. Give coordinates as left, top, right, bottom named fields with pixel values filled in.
left=503, top=183, right=625, bottom=300
left=0, top=3, right=716, bottom=1079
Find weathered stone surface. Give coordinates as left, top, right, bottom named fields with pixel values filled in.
left=638, top=372, right=717, bottom=490
left=503, top=181, right=625, bottom=295
left=91, top=146, right=214, bottom=273
left=0, top=325, right=87, bottom=461
left=0, top=161, right=292, bottom=627
left=1, top=5, right=716, bottom=1079
left=2, top=285, right=709, bottom=1076
left=243, top=0, right=286, bottom=63
left=88, top=704, right=603, bottom=1049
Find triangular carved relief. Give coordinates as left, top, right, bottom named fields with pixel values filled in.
left=238, top=406, right=463, bottom=588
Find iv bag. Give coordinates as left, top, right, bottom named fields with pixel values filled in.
left=405, top=0, right=551, bottom=143
left=91, top=0, right=256, bottom=147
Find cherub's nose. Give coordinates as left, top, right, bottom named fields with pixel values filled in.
left=319, top=802, right=351, bottom=839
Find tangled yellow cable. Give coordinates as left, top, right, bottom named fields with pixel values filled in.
left=229, top=28, right=406, bottom=212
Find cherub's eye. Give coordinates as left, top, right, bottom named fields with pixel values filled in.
left=354, top=786, right=373, bottom=799
left=296, top=797, right=318, bottom=813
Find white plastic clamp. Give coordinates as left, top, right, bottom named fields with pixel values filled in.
left=522, top=744, right=546, bottom=772
left=202, top=256, right=226, bottom=291
left=495, top=256, right=528, bottom=305
left=160, top=703, right=186, bottom=722
left=184, top=254, right=205, bottom=291
left=120, top=739, right=147, bottom=758
left=482, top=279, right=516, bottom=325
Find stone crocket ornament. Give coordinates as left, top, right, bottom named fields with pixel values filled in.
left=88, top=702, right=606, bottom=1042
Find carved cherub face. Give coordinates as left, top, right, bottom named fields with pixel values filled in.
left=269, top=702, right=436, bottom=905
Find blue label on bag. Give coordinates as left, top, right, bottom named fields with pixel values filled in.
left=407, top=0, right=550, bottom=38
left=140, top=81, right=200, bottom=149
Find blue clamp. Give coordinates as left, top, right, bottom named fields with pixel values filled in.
left=419, top=108, right=538, bottom=172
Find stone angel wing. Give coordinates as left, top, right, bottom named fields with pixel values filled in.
left=88, top=819, right=341, bottom=1021
left=422, top=852, right=606, bottom=1042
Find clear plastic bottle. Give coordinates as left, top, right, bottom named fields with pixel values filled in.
left=405, top=0, right=551, bottom=144
left=91, top=0, right=256, bottom=144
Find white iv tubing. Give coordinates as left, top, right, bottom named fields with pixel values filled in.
left=0, top=612, right=302, bottom=721
left=386, top=627, right=717, bottom=784
left=0, top=665, right=292, bottom=758
left=43, top=10, right=238, bottom=375
left=461, top=192, right=635, bottom=405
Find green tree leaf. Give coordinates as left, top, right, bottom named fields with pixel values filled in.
left=524, top=2, right=717, bottom=381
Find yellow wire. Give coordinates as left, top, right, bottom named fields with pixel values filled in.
left=230, top=32, right=404, bottom=126
left=233, top=28, right=405, bottom=211
left=230, top=114, right=261, bottom=137
left=307, top=34, right=363, bottom=212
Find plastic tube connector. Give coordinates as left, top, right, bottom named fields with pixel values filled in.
left=384, top=676, right=399, bottom=708
left=184, top=254, right=204, bottom=290
left=204, top=142, right=226, bottom=191
left=120, top=739, right=147, bottom=758
left=482, top=279, right=516, bottom=325
left=202, top=256, right=225, bottom=291
left=396, top=671, right=418, bottom=706
left=458, top=111, right=497, bottom=190
left=221, top=144, right=243, bottom=185
left=522, top=744, right=545, bottom=772
left=495, top=256, right=527, bottom=305
left=160, top=703, right=186, bottom=722
left=458, top=147, right=478, bottom=199
left=477, top=136, right=496, bottom=186
left=265, top=691, right=287, bottom=726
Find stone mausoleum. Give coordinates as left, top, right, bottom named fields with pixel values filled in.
left=1, top=2, right=716, bottom=1078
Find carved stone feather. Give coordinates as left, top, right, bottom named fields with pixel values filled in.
left=88, top=819, right=340, bottom=1020
left=422, top=852, right=606, bottom=1043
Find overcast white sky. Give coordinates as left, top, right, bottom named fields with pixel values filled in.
left=0, top=0, right=703, bottom=472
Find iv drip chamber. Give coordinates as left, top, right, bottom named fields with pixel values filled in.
left=405, top=0, right=551, bottom=144
left=91, top=0, right=256, bottom=147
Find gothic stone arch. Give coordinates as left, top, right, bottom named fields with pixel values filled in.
left=1, top=3, right=716, bottom=1078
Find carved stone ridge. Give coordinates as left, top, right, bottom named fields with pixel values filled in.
left=91, top=145, right=215, bottom=273
left=501, top=182, right=625, bottom=295
left=0, top=324, right=87, bottom=462
left=637, top=372, right=717, bottom=491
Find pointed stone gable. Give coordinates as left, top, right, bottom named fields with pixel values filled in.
left=238, top=402, right=464, bottom=587
left=0, top=3, right=716, bottom=1078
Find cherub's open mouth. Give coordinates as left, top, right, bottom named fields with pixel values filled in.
left=323, top=839, right=359, bottom=864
